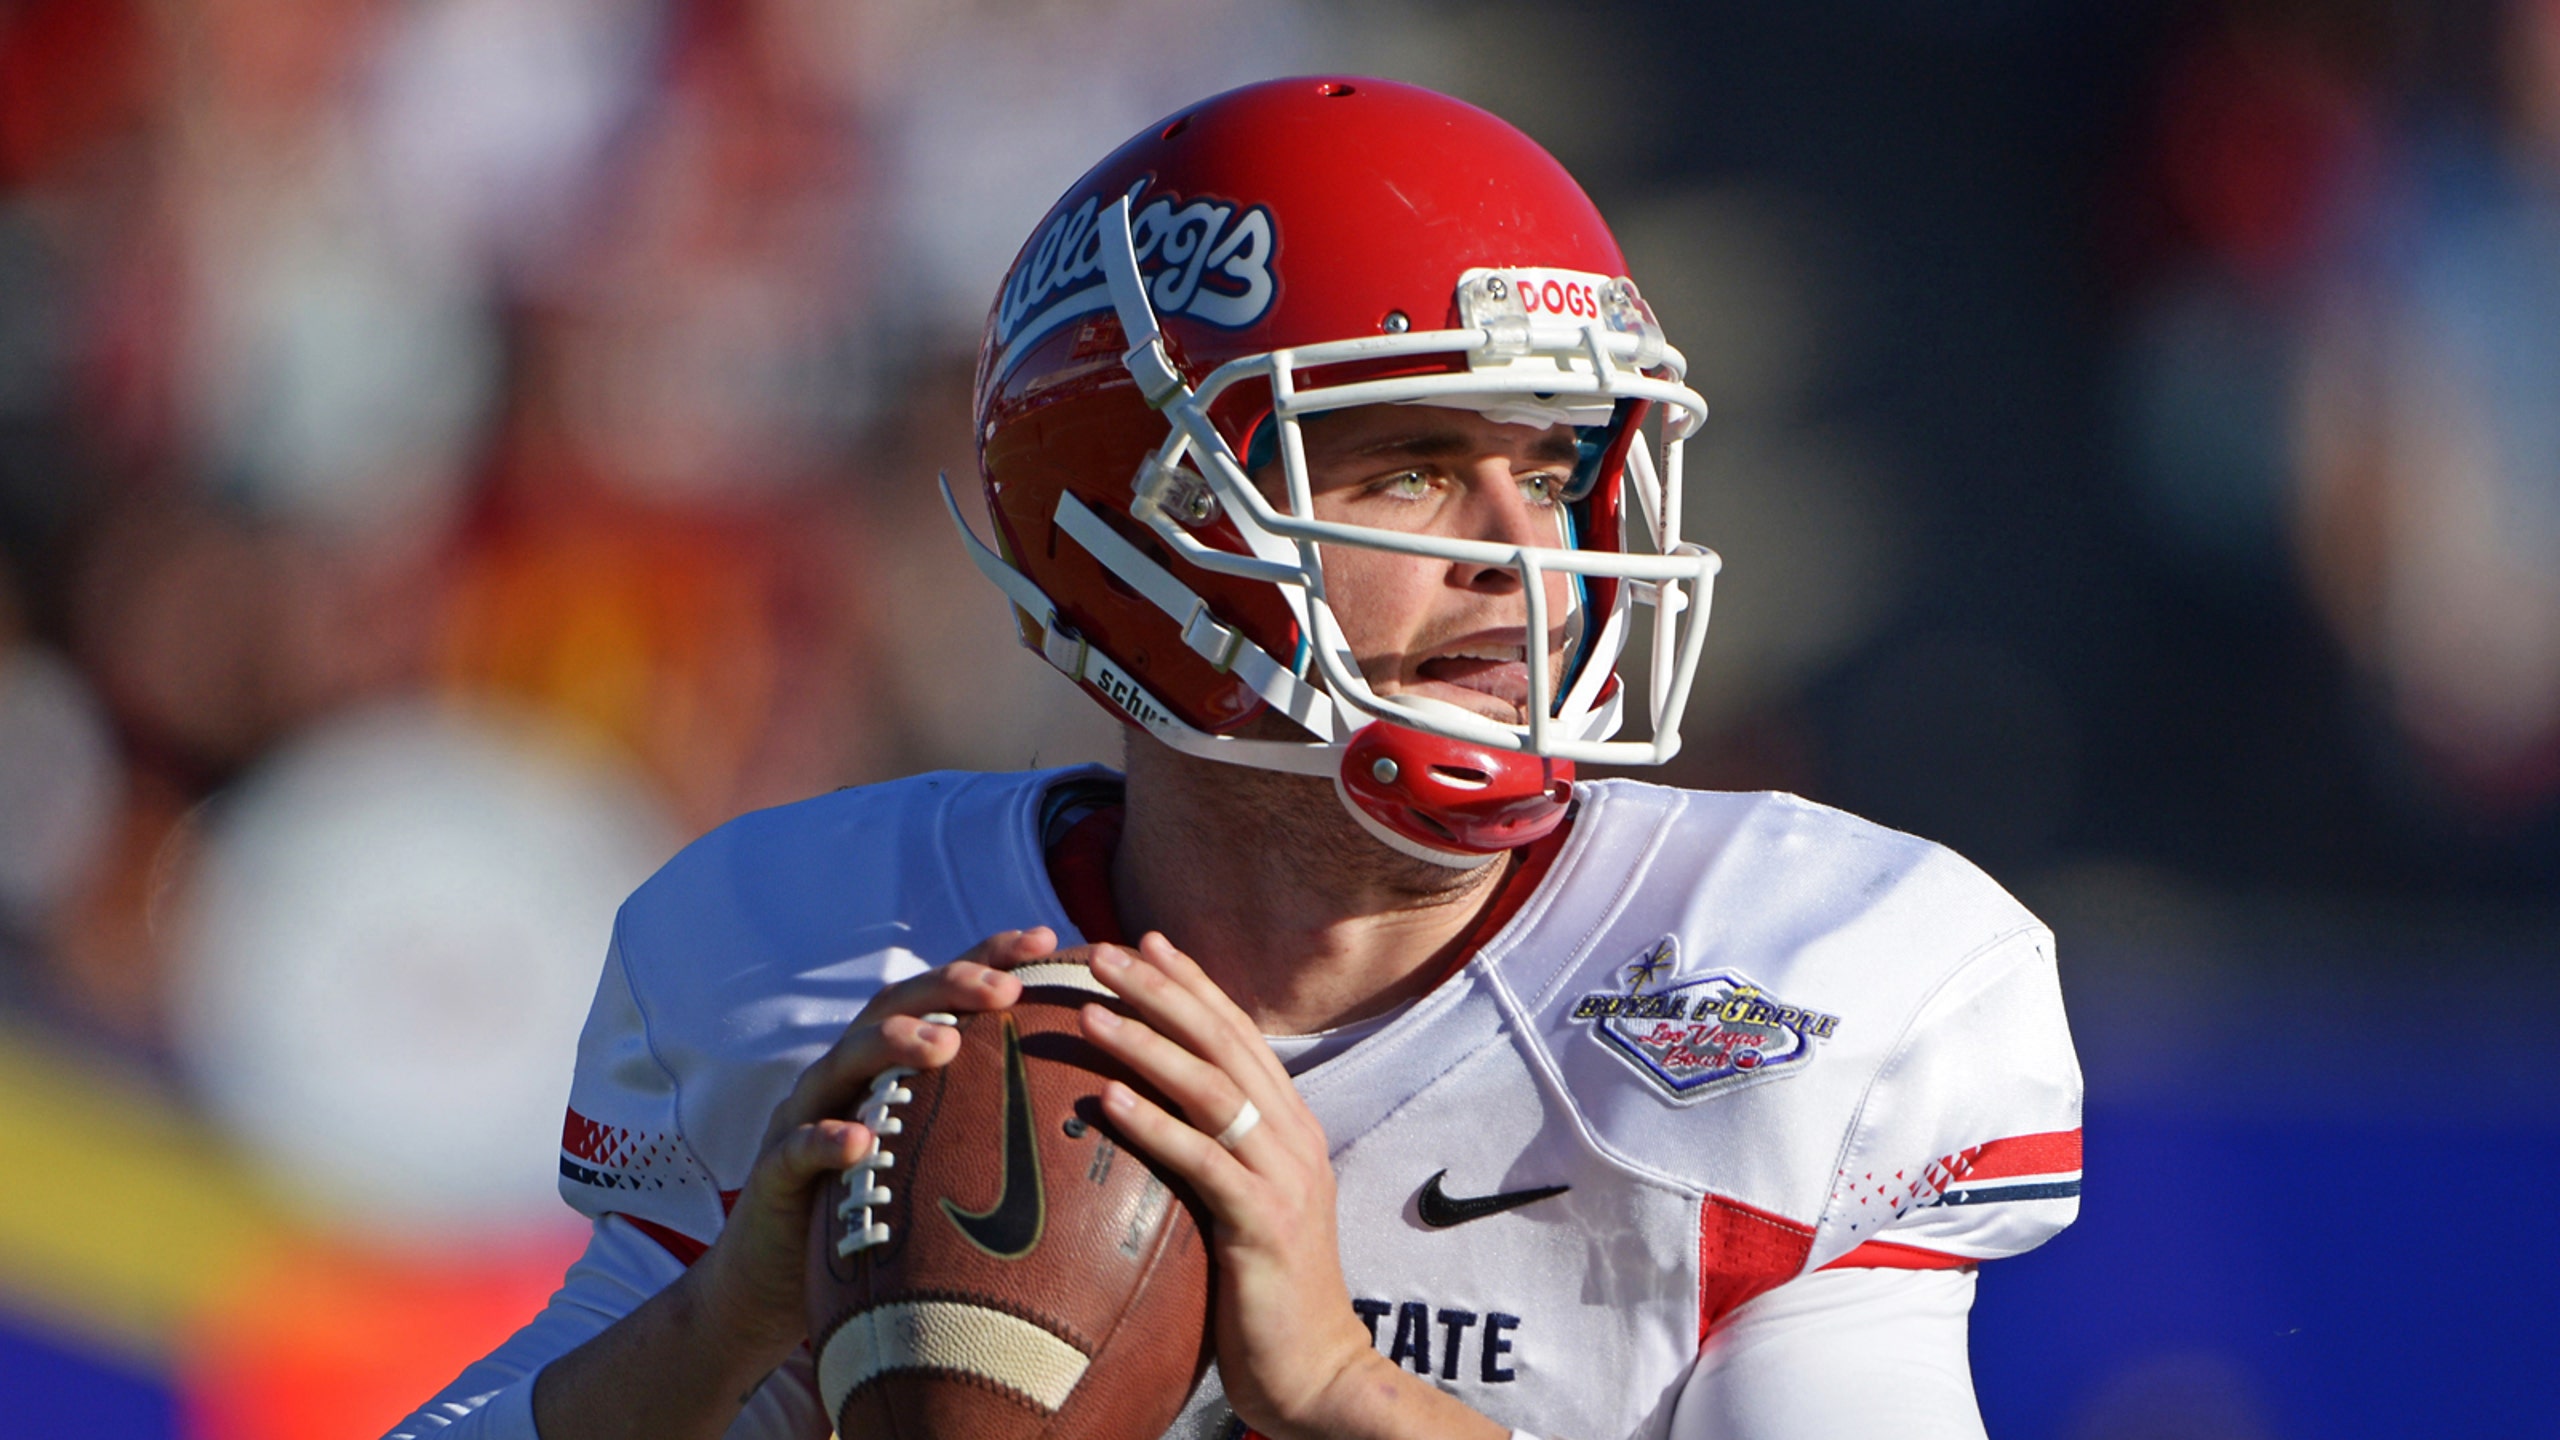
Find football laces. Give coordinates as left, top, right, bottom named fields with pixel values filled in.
left=833, top=1012, right=955, bottom=1256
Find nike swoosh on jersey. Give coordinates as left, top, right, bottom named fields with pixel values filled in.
left=1415, top=1169, right=1570, bottom=1229
left=941, top=1017, right=1046, bottom=1258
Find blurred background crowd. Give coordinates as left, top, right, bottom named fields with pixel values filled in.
left=0, top=0, right=2552, bottom=1435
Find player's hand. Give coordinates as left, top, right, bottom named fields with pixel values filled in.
left=691, top=927, right=1051, bottom=1364
left=1077, top=933, right=1506, bottom=1440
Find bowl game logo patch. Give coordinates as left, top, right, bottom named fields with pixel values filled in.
left=1573, top=938, right=1841, bottom=1102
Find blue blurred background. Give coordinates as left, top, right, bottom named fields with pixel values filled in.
left=1, top=0, right=2554, bottom=1435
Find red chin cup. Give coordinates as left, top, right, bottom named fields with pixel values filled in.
left=1338, top=722, right=1576, bottom=857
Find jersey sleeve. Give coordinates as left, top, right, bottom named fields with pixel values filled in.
left=1661, top=1267, right=1985, bottom=1440
left=1812, top=927, right=2082, bottom=1271
left=555, top=917, right=732, bottom=1256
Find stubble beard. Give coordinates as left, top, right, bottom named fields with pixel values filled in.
left=1120, top=730, right=1501, bottom=911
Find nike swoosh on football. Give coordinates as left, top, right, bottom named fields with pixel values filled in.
left=941, top=1017, right=1046, bottom=1258
left=1415, top=1169, right=1570, bottom=1229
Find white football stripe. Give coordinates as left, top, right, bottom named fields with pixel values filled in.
left=818, top=1300, right=1091, bottom=1417
left=1008, top=961, right=1115, bottom=998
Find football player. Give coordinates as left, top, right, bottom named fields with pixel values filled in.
left=392, top=77, right=2080, bottom=1440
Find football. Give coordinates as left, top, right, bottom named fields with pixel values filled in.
left=808, top=959, right=1213, bottom=1438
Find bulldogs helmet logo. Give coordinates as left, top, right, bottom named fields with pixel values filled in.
left=992, top=180, right=1279, bottom=383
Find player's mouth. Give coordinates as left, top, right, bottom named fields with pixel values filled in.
left=1404, top=631, right=1570, bottom=721
left=1414, top=648, right=1533, bottom=712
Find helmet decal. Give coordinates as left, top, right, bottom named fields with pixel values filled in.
left=993, top=180, right=1279, bottom=385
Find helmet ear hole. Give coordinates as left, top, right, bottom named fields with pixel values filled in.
left=1429, top=765, right=1491, bottom=791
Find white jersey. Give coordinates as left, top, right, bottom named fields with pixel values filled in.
left=393, top=768, right=2081, bottom=1440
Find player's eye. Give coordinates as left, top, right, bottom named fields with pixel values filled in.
left=1517, top=470, right=1567, bottom=506
left=1368, top=469, right=1437, bottom=501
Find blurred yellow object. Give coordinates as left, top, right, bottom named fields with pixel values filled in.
left=0, top=1021, right=286, bottom=1361
left=0, top=1020, right=587, bottom=1434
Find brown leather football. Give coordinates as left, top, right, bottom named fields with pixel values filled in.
left=808, top=960, right=1212, bottom=1438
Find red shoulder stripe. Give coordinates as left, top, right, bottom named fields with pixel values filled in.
left=1958, top=1128, right=2081, bottom=1181
left=561, top=1107, right=619, bottom=1164
left=1820, top=1238, right=1976, bottom=1271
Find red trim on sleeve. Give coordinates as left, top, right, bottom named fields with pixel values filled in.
left=1698, top=1193, right=1816, bottom=1335
left=561, top=1107, right=618, bottom=1164
left=1820, top=1239, right=1978, bottom=1272
left=616, top=1213, right=710, bottom=1267
left=1959, top=1129, right=2082, bottom=1181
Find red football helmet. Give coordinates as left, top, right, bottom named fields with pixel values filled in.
left=950, top=77, right=1719, bottom=863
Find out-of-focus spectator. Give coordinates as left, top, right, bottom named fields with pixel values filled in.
left=2292, top=0, right=2560, bottom=806
left=2119, top=0, right=2560, bottom=818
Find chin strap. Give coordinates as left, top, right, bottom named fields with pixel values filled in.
left=1047, top=493, right=1338, bottom=739
left=1336, top=721, right=1574, bottom=865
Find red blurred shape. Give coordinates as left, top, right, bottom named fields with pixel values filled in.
left=2155, top=34, right=2376, bottom=282
left=0, top=0, right=150, bottom=185
left=177, top=1231, right=582, bottom=1440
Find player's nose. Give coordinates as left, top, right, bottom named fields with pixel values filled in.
left=1446, top=461, right=1562, bottom=591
